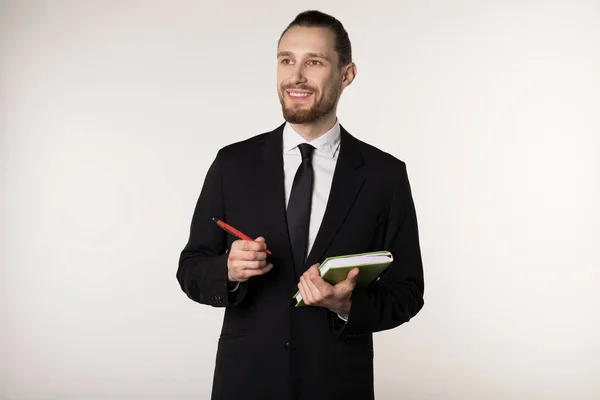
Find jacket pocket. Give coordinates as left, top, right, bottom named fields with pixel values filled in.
left=218, top=331, right=247, bottom=340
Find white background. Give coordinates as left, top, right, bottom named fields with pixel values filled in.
left=1, top=1, right=599, bottom=399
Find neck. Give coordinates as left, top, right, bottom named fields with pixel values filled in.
left=289, top=113, right=337, bottom=142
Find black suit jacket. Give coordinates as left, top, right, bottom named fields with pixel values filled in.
left=177, top=123, right=424, bottom=400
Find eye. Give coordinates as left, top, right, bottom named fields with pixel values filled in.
left=308, top=60, right=322, bottom=66
left=280, top=58, right=293, bottom=65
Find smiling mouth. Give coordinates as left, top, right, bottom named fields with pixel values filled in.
left=286, top=90, right=313, bottom=101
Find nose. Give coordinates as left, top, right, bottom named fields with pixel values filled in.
left=289, top=64, right=307, bottom=85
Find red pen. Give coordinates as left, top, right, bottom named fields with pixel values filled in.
left=212, top=218, right=272, bottom=255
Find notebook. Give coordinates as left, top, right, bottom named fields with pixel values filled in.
left=292, top=250, right=393, bottom=307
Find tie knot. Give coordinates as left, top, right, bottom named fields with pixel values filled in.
left=298, top=143, right=315, bottom=161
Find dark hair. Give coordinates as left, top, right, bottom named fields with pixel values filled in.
left=279, top=10, right=352, bottom=67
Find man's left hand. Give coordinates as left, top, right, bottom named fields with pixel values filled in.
left=297, top=264, right=359, bottom=315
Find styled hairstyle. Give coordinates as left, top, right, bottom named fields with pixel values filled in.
left=279, top=10, right=352, bottom=67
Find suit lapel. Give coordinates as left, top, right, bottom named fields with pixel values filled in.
left=304, top=126, right=365, bottom=271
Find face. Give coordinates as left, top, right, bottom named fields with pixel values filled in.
left=277, top=26, right=347, bottom=124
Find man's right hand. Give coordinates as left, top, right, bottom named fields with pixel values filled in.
left=227, top=237, right=273, bottom=282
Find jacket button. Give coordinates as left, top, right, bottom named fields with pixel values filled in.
left=284, top=342, right=290, bottom=351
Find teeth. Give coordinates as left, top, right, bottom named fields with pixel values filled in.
left=289, top=92, right=310, bottom=97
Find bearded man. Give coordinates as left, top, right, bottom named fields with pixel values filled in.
left=177, top=10, right=425, bottom=400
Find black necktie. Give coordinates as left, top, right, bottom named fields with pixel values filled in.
left=287, top=143, right=315, bottom=270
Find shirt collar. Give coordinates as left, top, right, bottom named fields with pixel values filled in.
left=282, top=120, right=341, bottom=158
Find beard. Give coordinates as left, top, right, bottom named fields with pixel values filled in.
left=278, top=84, right=340, bottom=124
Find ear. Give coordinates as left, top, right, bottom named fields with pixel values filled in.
left=340, top=62, right=357, bottom=89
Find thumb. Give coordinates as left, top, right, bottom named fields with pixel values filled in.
left=347, top=268, right=360, bottom=287
left=336, top=268, right=360, bottom=290
left=254, top=236, right=265, bottom=243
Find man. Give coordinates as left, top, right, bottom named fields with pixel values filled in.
left=177, top=10, right=424, bottom=400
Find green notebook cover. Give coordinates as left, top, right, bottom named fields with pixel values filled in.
left=292, top=250, right=393, bottom=307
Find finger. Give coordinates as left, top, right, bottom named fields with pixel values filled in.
left=300, top=264, right=320, bottom=284
left=230, top=247, right=268, bottom=260
left=232, top=239, right=254, bottom=251
left=347, top=268, right=360, bottom=286
left=297, top=280, right=308, bottom=304
left=243, top=263, right=273, bottom=276
left=244, top=240, right=268, bottom=251
left=230, top=239, right=244, bottom=250
left=252, top=237, right=268, bottom=252
left=302, top=276, right=323, bottom=303
left=298, top=277, right=315, bottom=305
left=231, top=249, right=267, bottom=261
left=231, top=240, right=267, bottom=252
left=241, top=263, right=273, bottom=278
left=300, top=277, right=316, bottom=304
left=306, top=267, right=330, bottom=292
left=335, top=268, right=360, bottom=290
left=305, top=274, right=329, bottom=301
left=231, top=260, right=267, bottom=270
left=307, top=263, right=320, bottom=277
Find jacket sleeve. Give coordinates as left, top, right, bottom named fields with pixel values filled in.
left=177, top=150, right=248, bottom=307
left=334, top=162, right=424, bottom=338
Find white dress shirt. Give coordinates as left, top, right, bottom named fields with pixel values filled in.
left=282, top=120, right=341, bottom=257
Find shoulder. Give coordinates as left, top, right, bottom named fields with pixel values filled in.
left=343, top=129, right=407, bottom=178
left=213, top=123, right=284, bottom=163
left=216, top=132, right=270, bottom=160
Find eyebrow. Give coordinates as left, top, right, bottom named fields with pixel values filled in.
left=277, top=51, right=331, bottom=61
